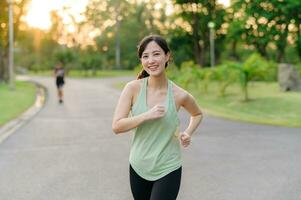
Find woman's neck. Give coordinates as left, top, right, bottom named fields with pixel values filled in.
left=148, top=74, right=168, bottom=90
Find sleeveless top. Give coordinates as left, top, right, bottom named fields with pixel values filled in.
left=55, top=67, right=64, bottom=78
left=129, top=77, right=181, bottom=181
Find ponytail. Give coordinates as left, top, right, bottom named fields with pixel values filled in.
left=137, top=69, right=149, bottom=79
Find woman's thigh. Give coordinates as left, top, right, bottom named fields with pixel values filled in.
left=150, top=167, right=182, bottom=200
left=129, top=165, right=153, bottom=200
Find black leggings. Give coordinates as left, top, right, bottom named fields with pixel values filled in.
left=129, top=165, right=182, bottom=200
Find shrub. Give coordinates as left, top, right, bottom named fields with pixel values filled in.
left=211, top=64, right=239, bottom=97
left=238, top=53, right=270, bottom=101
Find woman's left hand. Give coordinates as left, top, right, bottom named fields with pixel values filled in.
left=179, top=132, right=191, bottom=147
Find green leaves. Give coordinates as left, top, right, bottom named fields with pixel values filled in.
left=173, top=0, right=226, bottom=66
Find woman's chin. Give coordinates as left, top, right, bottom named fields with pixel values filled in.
left=147, top=70, right=164, bottom=77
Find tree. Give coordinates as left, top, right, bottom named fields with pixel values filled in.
left=288, top=0, right=301, bottom=60
left=0, top=0, right=30, bottom=82
left=84, top=0, right=169, bottom=69
left=225, top=7, right=245, bottom=60
left=237, top=53, right=270, bottom=101
left=174, top=0, right=226, bottom=66
left=232, top=0, right=299, bottom=62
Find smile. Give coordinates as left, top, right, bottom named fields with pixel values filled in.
left=148, top=65, right=159, bottom=71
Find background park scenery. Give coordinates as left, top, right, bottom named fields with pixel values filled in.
left=1, top=0, right=301, bottom=127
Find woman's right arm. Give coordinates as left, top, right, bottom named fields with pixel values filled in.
left=112, top=81, right=165, bottom=134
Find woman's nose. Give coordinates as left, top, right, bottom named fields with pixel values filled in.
left=148, top=56, right=156, bottom=63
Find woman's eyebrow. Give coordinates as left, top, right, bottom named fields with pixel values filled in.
left=142, top=50, right=161, bottom=55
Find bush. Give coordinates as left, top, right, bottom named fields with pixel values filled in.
left=178, top=61, right=202, bottom=88
left=211, top=64, right=239, bottom=97
left=238, top=53, right=271, bottom=100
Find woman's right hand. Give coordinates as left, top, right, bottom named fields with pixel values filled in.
left=144, top=104, right=166, bottom=120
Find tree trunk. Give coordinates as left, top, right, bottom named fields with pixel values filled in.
left=276, top=46, right=285, bottom=63
left=296, top=24, right=301, bottom=59
left=230, top=40, right=239, bottom=60
left=192, top=12, right=203, bottom=67
left=0, top=49, right=8, bottom=82
left=243, top=84, right=249, bottom=101
left=0, top=0, right=29, bottom=83
left=255, top=42, right=268, bottom=58
left=276, top=25, right=288, bottom=63
left=115, top=1, right=121, bottom=69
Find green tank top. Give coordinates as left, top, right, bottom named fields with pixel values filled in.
left=129, top=77, right=181, bottom=181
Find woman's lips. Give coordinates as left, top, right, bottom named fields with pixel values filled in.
left=148, top=65, right=159, bottom=71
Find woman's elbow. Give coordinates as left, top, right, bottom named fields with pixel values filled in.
left=192, top=113, right=203, bottom=122
left=112, top=122, right=121, bottom=134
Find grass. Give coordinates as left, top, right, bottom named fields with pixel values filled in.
left=187, top=81, right=301, bottom=127
left=0, top=81, right=36, bottom=126
left=29, top=69, right=135, bottom=78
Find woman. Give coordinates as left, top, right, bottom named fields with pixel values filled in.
left=54, top=62, right=65, bottom=103
left=112, top=35, right=203, bottom=200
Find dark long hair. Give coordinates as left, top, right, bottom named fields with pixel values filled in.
left=137, top=35, right=171, bottom=79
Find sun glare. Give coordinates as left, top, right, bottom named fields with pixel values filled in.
left=25, top=0, right=88, bottom=30
left=218, top=0, right=230, bottom=7
left=25, top=0, right=52, bottom=29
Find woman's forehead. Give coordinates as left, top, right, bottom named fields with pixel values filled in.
left=143, top=41, right=164, bottom=54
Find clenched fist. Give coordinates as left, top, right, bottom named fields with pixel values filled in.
left=144, top=104, right=166, bottom=120
left=179, top=132, right=191, bottom=147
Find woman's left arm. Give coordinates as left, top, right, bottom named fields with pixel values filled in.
left=180, top=92, right=203, bottom=147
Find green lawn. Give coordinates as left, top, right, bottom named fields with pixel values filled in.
left=188, top=81, right=301, bottom=127
left=29, top=69, right=135, bottom=78
left=0, top=81, right=36, bottom=126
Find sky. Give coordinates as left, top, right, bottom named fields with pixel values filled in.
left=24, top=0, right=230, bottom=30
left=24, top=0, right=89, bottom=30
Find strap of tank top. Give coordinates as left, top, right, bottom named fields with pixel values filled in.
left=138, top=77, right=147, bottom=105
left=133, top=78, right=147, bottom=109
left=168, top=80, right=177, bottom=112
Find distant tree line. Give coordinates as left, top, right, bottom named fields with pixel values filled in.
left=0, top=0, right=301, bottom=81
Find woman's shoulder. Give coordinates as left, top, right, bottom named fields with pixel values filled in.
left=124, top=78, right=144, bottom=93
left=170, top=80, right=191, bottom=102
left=126, top=78, right=143, bottom=87
left=170, top=80, right=188, bottom=95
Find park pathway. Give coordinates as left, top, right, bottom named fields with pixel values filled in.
left=0, top=76, right=300, bottom=200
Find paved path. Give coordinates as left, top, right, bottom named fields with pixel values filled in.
left=0, top=76, right=300, bottom=200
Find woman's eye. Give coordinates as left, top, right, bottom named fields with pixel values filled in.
left=154, top=53, right=160, bottom=56
left=142, top=55, right=148, bottom=59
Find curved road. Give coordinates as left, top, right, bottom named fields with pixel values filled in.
left=0, top=76, right=300, bottom=200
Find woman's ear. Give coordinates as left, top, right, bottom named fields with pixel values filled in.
left=166, top=52, right=171, bottom=63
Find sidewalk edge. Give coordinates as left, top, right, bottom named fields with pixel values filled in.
left=0, top=80, right=48, bottom=143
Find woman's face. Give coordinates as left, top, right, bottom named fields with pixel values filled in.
left=140, top=41, right=170, bottom=77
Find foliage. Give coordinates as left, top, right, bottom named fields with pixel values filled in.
left=53, top=48, right=76, bottom=70
left=174, top=0, right=226, bottom=66
left=232, top=0, right=301, bottom=62
left=1, top=0, right=301, bottom=78
left=167, top=60, right=212, bottom=93
left=79, top=49, right=104, bottom=76
left=85, top=0, right=169, bottom=70
left=237, top=53, right=271, bottom=101
left=0, top=0, right=30, bottom=82
left=177, top=61, right=202, bottom=88
left=210, top=64, right=239, bottom=97
left=168, top=29, right=194, bottom=67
